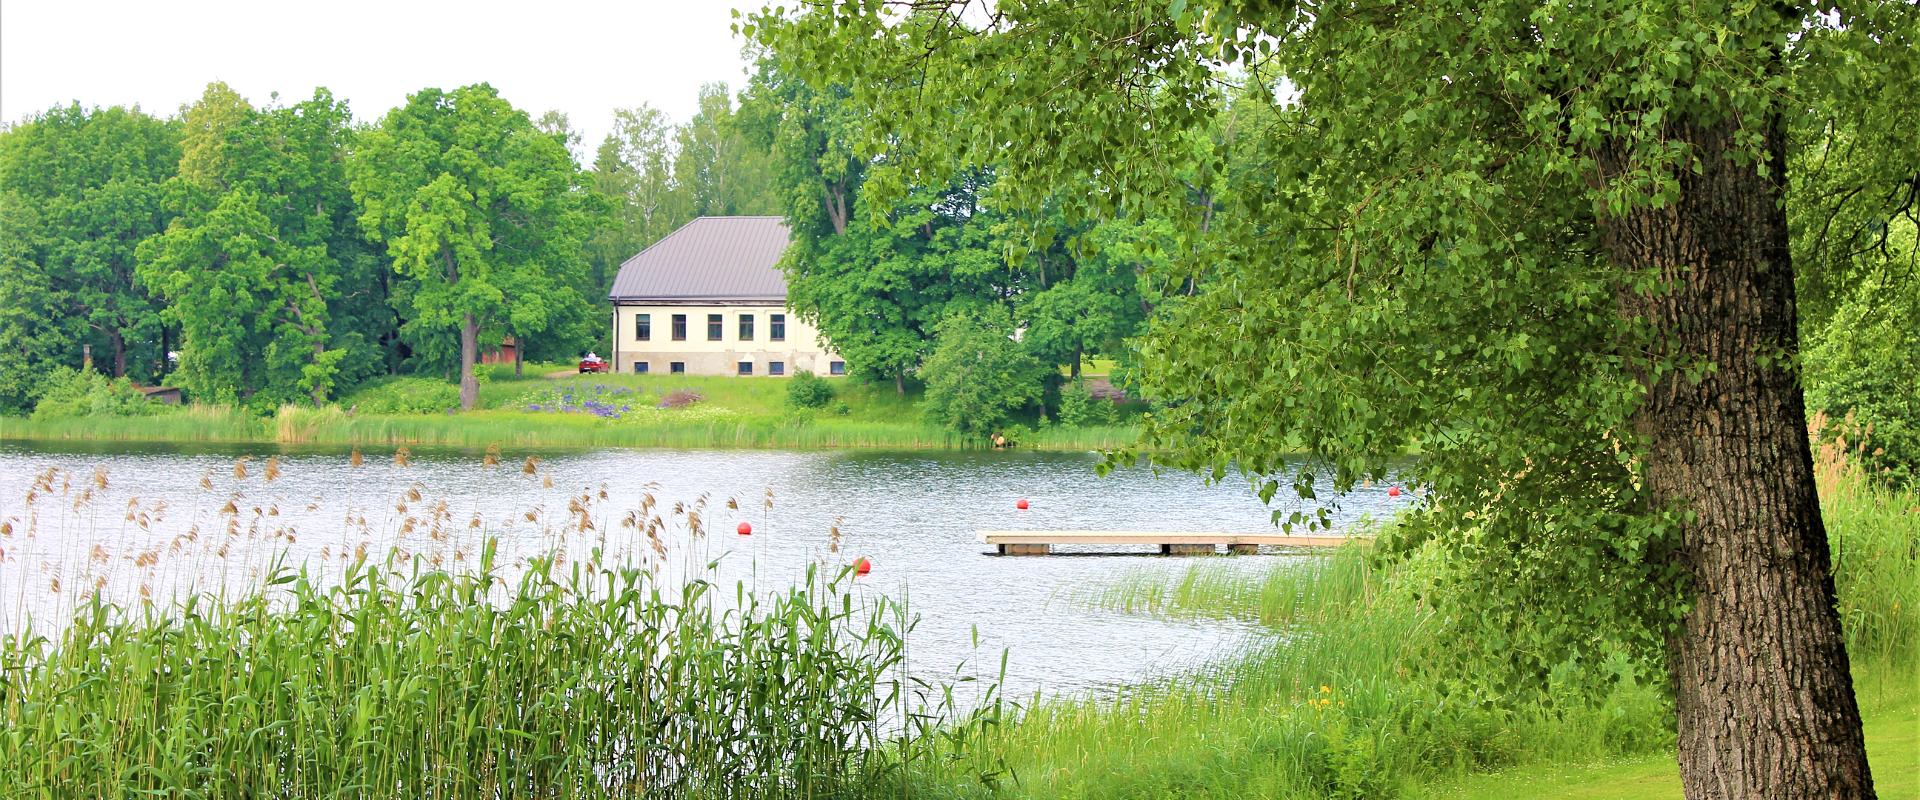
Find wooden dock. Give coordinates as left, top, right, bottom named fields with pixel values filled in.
left=977, top=530, right=1359, bottom=555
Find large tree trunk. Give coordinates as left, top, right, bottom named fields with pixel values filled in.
left=311, top=339, right=328, bottom=406
left=1598, top=113, right=1875, bottom=799
left=109, top=329, right=127, bottom=378
left=459, top=312, right=479, bottom=411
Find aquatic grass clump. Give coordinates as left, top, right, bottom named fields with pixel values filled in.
left=0, top=543, right=1001, bottom=799
left=1034, top=545, right=1676, bottom=799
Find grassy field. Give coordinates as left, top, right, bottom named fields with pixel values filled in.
left=0, top=371, right=1141, bottom=451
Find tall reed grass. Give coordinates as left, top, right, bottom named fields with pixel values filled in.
left=0, top=405, right=267, bottom=443
left=1815, top=422, right=1920, bottom=673
left=0, top=457, right=1014, bottom=799
left=0, top=546, right=1006, bottom=798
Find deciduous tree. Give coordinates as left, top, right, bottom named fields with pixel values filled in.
left=348, top=84, right=593, bottom=409
left=748, top=3, right=1920, bottom=796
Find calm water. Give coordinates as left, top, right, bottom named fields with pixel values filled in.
left=0, top=442, right=1404, bottom=699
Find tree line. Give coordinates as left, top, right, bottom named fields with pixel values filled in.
left=0, top=62, right=1173, bottom=423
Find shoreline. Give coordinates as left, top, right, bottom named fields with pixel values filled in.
left=0, top=409, right=1140, bottom=452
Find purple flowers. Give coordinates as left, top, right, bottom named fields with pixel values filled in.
left=521, top=383, right=641, bottom=419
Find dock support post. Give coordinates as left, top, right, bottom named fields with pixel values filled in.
left=1228, top=543, right=1259, bottom=555
left=999, top=543, right=1050, bottom=555
left=1161, top=543, right=1215, bottom=556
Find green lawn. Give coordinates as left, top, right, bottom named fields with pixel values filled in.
left=1426, top=681, right=1917, bottom=799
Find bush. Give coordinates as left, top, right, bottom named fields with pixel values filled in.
left=1057, top=378, right=1119, bottom=427
left=30, top=367, right=161, bottom=420
left=920, top=310, right=1050, bottom=439
left=658, top=388, right=705, bottom=409
left=338, top=376, right=460, bottom=415
left=786, top=370, right=836, bottom=409
left=1804, top=272, right=1920, bottom=489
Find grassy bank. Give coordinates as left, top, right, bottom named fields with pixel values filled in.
left=0, top=372, right=1140, bottom=451
left=907, top=456, right=1917, bottom=799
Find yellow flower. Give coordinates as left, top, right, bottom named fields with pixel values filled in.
left=1320, top=685, right=1331, bottom=694
left=1320, top=698, right=1332, bottom=707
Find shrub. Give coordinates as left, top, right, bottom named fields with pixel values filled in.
left=338, top=376, right=460, bottom=414
left=786, top=370, right=836, bottom=409
left=1804, top=273, right=1920, bottom=489
left=1057, top=378, right=1119, bottom=427
left=920, top=310, right=1049, bottom=439
left=658, top=388, right=705, bottom=409
left=30, top=367, right=160, bottom=420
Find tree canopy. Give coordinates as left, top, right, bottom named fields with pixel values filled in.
left=745, top=2, right=1920, bottom=796
left=0, top=103, right=178, bottom=411
left=348, top=84, right=595, bottom=409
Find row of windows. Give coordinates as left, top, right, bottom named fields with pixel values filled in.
left=635, top=312, right=785, bottom=343
left=631, top=360, right=845, bottom=376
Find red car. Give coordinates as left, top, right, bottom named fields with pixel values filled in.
left=578, top=354, right=609, bottom=373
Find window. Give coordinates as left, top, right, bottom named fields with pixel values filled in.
left=829, top=361, right=846, bottom=376
left=634, top=361, right=650, bottom=374
left=670, top=361, right=685, bottom=375
left=770, top=313, right=786, bottom=342
left=737, top=361, right=753, bottom=376
left=769, top=361, right=785, bottom=376
left=738, top=314, right=754, bottom=341
left=636, top=313, right=651, bottom=341
left=671, top=314, right=687, bottom=341
left=707, top=314, right=723, bottom=341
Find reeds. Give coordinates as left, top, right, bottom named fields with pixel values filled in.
left=0, top=546, right=1001, bottom=799
left=0, top=458, right=1008, bottom=799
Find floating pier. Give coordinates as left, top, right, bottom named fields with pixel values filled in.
left=977, top=530, right=1358, bottom=555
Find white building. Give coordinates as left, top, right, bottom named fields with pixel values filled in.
left=607, top=216, right=843, bottom=377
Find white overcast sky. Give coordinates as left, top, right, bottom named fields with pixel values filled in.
left=1, top=0, right=761, bottom=159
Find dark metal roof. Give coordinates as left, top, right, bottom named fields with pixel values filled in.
left=608, top=216, right=792, bottom=303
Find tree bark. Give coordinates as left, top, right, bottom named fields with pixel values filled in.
left=459, top=312, right=479, bottom=411
left=895, top=370, right=905, bottom=396
left=1598, top=113, right=1875, bottom=799
left=110, top=329, right=126, bottom=378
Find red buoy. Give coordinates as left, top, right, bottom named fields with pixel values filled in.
left=737, top=521, right=753, bottom=535
left=1015, top=498, right=1030, bottom=510
left=854, top=557, right=872, bottom=575
left=1388, top=486, right=1402, bottom=498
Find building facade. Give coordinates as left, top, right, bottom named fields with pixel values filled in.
left=608, top=216, right=843, bottom=377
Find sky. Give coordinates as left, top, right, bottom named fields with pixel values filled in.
left=0, top=0, right=761, bottom=159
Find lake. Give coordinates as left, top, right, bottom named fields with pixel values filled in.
left=0, top=442, right=1405, bottom=700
